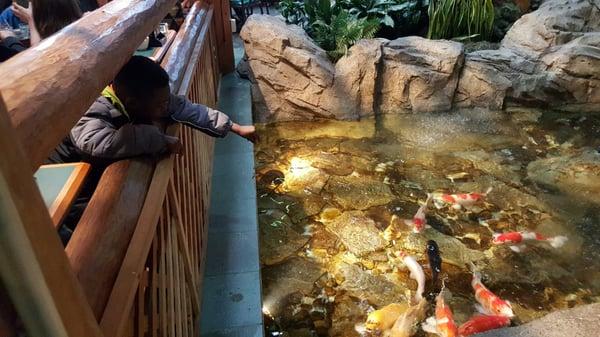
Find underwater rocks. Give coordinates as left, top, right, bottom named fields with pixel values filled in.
left=400, top=230, right=487, bottom=267
left=259, top=209, right=310, bottom=265
left=333, top=262, right=407, bottom=307
left=475, top=303, right=600, bottom=337
left=527, top=148, right=600, bottom=204
left=241, top=0, right=600, bottom=121
left=326, top=175, right=395, bottom=211
left=262, top=257, right=325, bottom=317
left=324, top=211, right=387, bottom=256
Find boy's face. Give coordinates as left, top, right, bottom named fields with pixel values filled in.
left=123, top=85, right=171, bottom=123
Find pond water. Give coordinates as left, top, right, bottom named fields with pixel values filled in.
left=254, top=108, right=600, bottom=337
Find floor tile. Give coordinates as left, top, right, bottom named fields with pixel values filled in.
left=204, top=230, right=260, bottom=276
left=200, top=271, right=263, bottom=332
left=202, top=324, right=263, bottom=337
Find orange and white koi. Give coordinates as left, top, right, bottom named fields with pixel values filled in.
left=492, top=231, right=568, bottom=252
left=422, top=290, right=458, bottom=337
left=398, top=251, right=426, bottom=302
left=458, top=315, right=511, bottom=336
left=431, top=188, right=492, bottom=210
left=470, top=264, right=514, bottom=318
left=404, top=195, right=432, bottom=233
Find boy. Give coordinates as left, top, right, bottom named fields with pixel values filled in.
left=49, top=55, right=256, bottom=165
left=48, top=56, right=256, bottom=242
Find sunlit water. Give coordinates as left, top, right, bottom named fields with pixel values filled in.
left=254, top=108, right=600, bottom=337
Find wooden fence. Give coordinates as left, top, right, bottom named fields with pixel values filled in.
left=0, top=0, right=232, bottom=336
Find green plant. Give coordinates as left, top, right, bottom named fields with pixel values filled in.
left=311, top=9, right=380, bottom=60
left=337, top=0, right=412, bottom=28
left=279, top=0, right=306, bottom=26
left=427, top=0, right=495, bottom=41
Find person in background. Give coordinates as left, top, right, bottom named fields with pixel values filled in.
left=0, top=28, right=24, bottom=61
left=11, top=0, right=81, bottom=46
left=48, top=56, right=257, bottom=242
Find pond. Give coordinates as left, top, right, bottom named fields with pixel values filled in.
left=254, top=108, right=600, bottom=337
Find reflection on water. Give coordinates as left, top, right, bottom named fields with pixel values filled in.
left=254, top=108, right=600, bottom=337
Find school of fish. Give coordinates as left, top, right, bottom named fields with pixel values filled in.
left=360, top=187, right=569, bottom=337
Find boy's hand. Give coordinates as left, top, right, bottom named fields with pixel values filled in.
left=231, top=123, right=258, bottom=143
left=165, top=135, right=183, bottom=155
left=12, top=2, right=32, bottom=24
left=0, top=30, right=15, bottom=41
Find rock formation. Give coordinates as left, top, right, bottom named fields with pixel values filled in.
left=240, top=0, right=600, bottom=122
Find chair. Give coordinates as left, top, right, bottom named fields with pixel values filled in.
left=230, top=0, right=269, bottom=27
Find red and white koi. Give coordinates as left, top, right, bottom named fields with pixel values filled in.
left=422, top=290, right=458, bottom=337
left=404, top=195, right=432, bottom=233
left=492, top=231, right=568, bottom=252
left=470, top=265, right=514, bottom=318
left=398, top=251, right=426, bottom=302
left=431, top=188, right=492, bottom=210
left=458, top=315, right=511, bottom=336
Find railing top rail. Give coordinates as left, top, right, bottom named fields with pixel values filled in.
left=0, top=0, right=176, bottom=171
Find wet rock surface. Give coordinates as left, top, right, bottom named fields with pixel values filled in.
left=324, top=211, right=387, bottom=256
left=326, top=175, right=395, bottom=210
left=259, top=209, right=310, bottom=265
left=242, top=0, right=600, bottom=122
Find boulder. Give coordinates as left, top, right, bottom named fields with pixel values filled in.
left=324, top=211, right=387, bottom=256
left=240, top=15, right=340, bottom=122
left=259, top=209, right=310, bottom=265
left=379, top=37, right=465, bottom=114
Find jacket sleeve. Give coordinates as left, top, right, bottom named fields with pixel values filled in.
left=168, top=94, right=232, bottom=137
left=2, top=36, right=25, bottom=53
left=70, top=115, right=169, bottom=159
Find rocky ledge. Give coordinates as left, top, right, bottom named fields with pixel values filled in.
left=240, top=0, right=600, bottom=122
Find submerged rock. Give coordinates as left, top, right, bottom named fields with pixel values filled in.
left=262, top=257, right=325, bottom=317
left=324, top=211, right=387, bottom=256
left=333, top=262, right=407, bottom=306
left=259, top=209, right=310, bottom=265
left=327, top=175, right=395, bottom=211
left=400, top=229, right=487, bottom=267
left=527, top=149, right=600, bottom=204
left=310, top=152, right=372, bottom=176
left=328, top=295, right=365, bottom=337
left=283, top=162, right=329, bottom=196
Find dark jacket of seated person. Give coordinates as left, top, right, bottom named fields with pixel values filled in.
left=48, top=55, right=256, bottom=196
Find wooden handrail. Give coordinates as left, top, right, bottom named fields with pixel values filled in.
left=0, top=0, right=176, bottom=171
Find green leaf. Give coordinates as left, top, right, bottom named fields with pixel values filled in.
left=382, top=14, right=395, bottom=27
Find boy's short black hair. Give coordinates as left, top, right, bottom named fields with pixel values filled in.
left=114, top=56, right=170, bottom=98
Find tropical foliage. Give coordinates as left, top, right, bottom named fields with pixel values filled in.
left=279, top=0, right=426, bottom=61
left=427, top=0, right=495, bottom=41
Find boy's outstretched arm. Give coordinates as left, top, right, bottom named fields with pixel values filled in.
left=168, top=95, right=257, bottom=142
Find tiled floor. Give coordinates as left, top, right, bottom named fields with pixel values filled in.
left=200, top=73, right=263, bottom=336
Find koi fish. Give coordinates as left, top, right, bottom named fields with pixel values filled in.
left=431, top=188, right=492, bottom=210
left=426, top=240, right=442, bottom=288
left=404, top=195, right=432, bottom=233
left=422, top=289, right=458, bottom=337
left=384, top=298, right=428, bottom=337
left=398, top=251, right=426, bottom=302
left=458, top=315, right=511, bottom=336
left=365, top=303, right=409, bottom=332
left=492, top=231, right=568, bottom=252
left=469, top=264, right=514, bottom=318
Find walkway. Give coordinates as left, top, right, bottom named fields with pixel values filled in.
left=199, top=71, right=263, bottom=336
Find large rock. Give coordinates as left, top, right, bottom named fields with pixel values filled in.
left=326, top=175, right=395, bottom=211
left=240, top=15, right=339, bottom=122
left=259, top=209, right=310, bottom=265
left=324, top=211, right=387, bottom=256
left=475, top=303, right=600, bottom=337
left=378, top=37, right=465, bottom=114
left=456, top=0, right=600, bottom=111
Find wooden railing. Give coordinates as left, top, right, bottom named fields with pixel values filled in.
left=0, top=0, right=232, bottom=336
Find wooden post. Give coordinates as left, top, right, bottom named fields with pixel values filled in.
left=213, top=0, right=235, bottom=73
left=0, top=98, right=102, bottom=337
left=0, top=0, right=177, bottom=171
left=65, top=159, right=154, bottom=319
